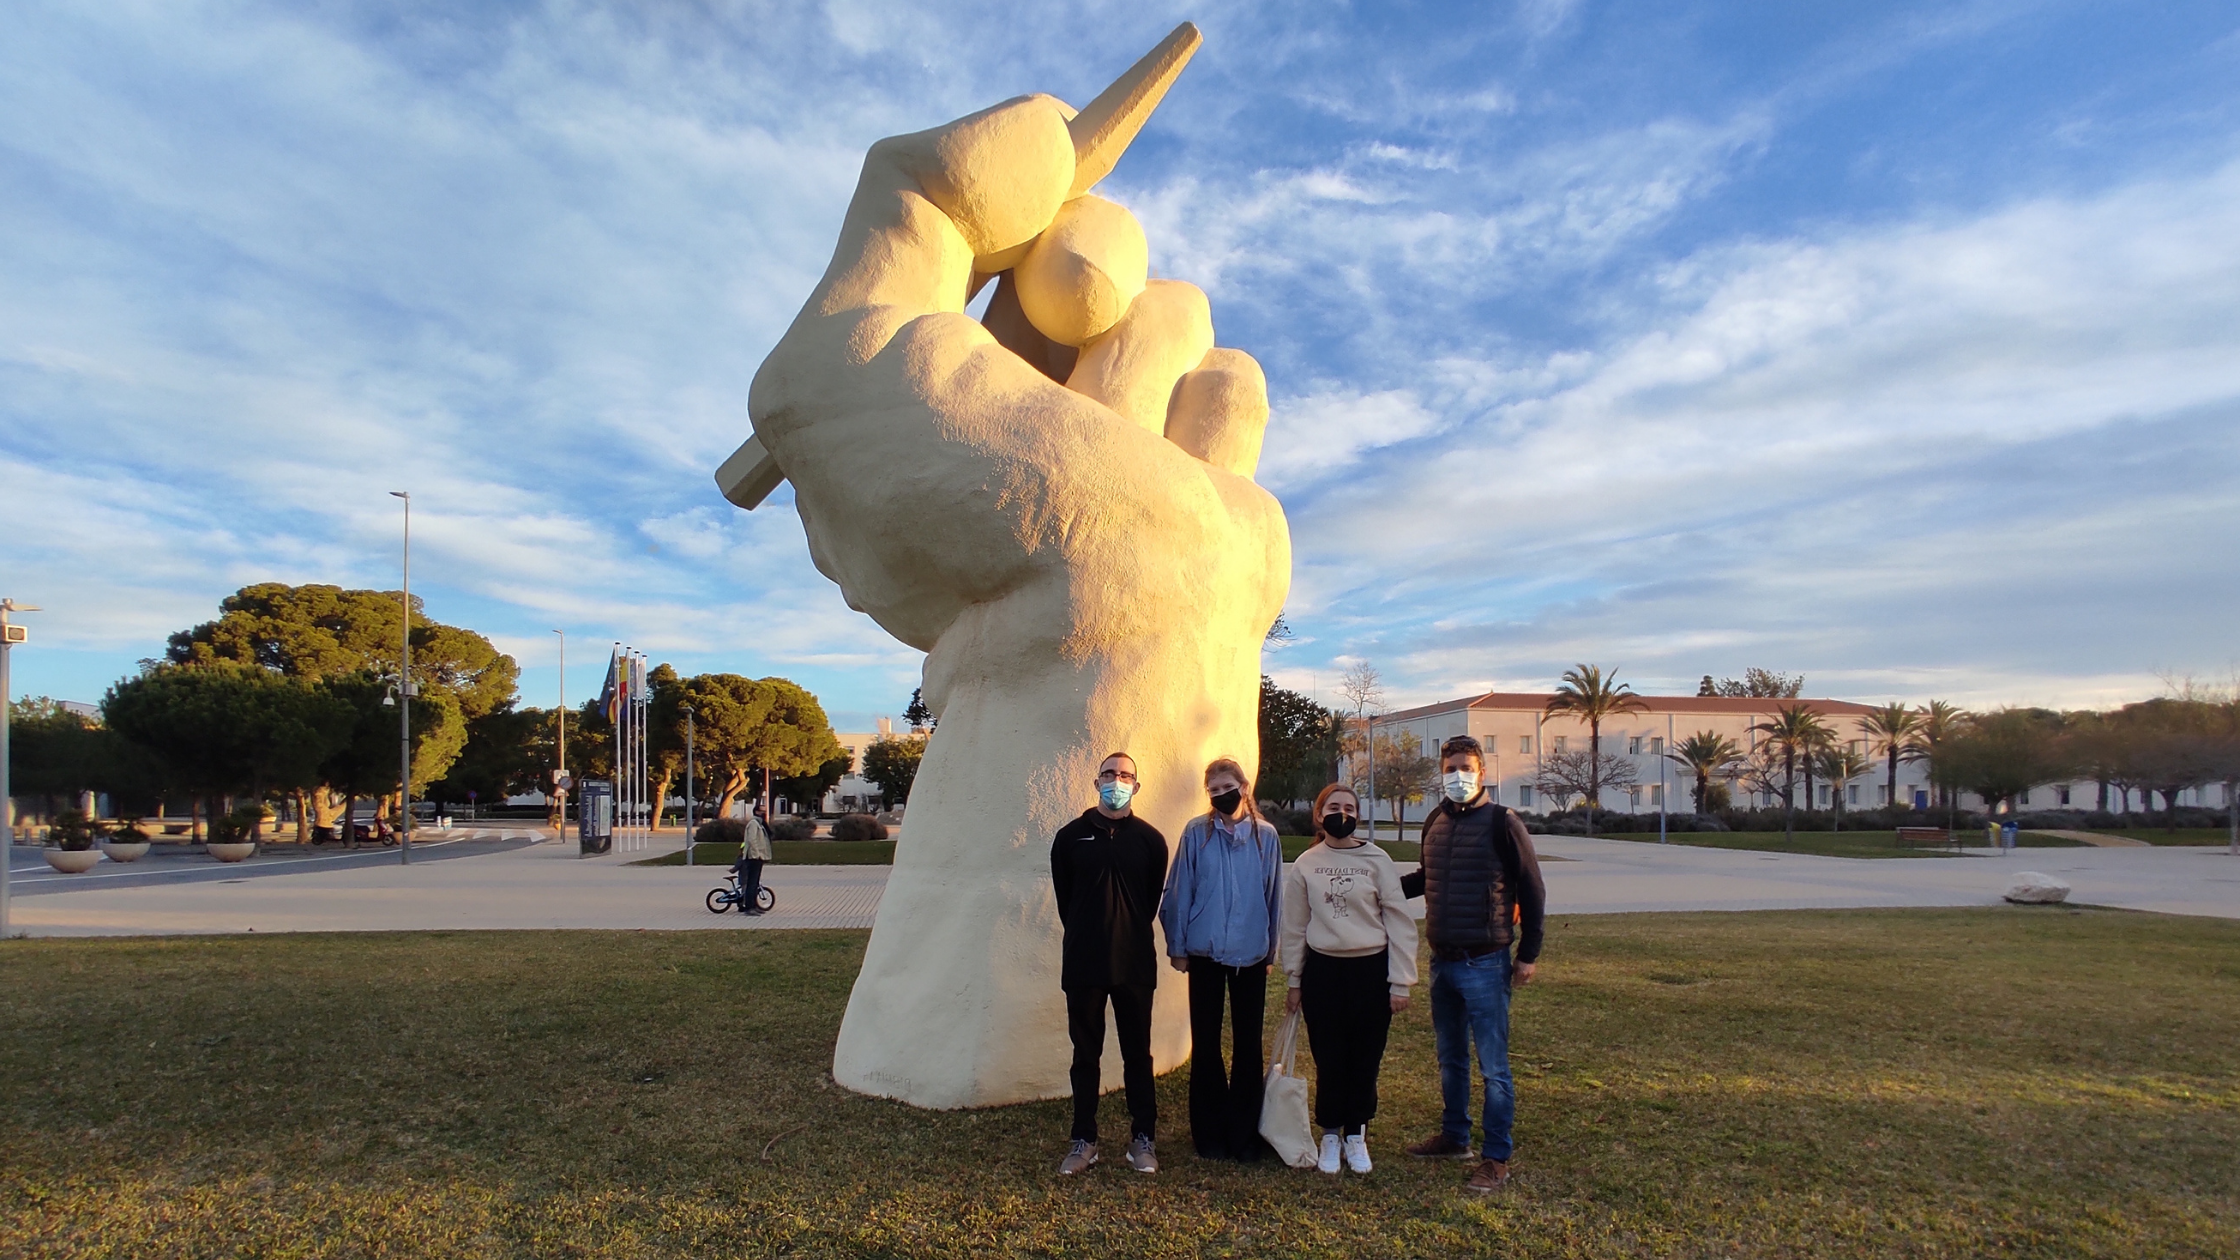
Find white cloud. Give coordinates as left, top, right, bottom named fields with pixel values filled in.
left=1257, top=389, right=1446, bottom=491
left=1282, top=160, right=2240, bottom=707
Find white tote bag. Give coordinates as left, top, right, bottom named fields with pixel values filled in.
left=1259, top=1007, right=1318, bottom=1168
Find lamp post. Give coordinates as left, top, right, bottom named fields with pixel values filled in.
left=683, top=702, right=695, bottom=867
left=389, top=491, right=413, bottom=865
left=1659, top=711, right=1672, bottom=844
left=553, top=628, right=567, bottom=835
left=0, top=599, right=40, bottom=938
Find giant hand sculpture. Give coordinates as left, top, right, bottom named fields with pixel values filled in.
left=724, top=25, right=1290, bottom=1108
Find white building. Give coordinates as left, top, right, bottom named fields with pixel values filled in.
left=1345, top=691, right=2225, bottom=821
left=820, top=717, right=929, bottom=815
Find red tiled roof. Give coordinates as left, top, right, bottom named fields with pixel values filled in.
left=1374, top=692, right=1880, bottom=723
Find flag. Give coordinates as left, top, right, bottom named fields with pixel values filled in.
left=599, top=648, right=622, bottom=725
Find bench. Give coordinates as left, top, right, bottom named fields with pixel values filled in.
left=1896, top=826, right=1955, bottom=852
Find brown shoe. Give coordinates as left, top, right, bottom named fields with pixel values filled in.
left=1465, top=1158, right=1511, bottom=1193
left=1405, top=1132, right=1477, bottom=1160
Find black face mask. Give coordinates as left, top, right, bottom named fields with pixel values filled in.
left=1210, top=788, right=1243, bottom=816
left=1321, top=813, right=1357, bottom=839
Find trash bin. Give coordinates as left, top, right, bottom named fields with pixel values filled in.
left=578, top=780, right=615, bottom=856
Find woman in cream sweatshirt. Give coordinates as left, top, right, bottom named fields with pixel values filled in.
left=1279, top=783, right=1420, bottom=1174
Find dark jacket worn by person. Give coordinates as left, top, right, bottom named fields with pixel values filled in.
left=1051, top=808, right=1170, bottom=990
left=1401, top=797, right=1546, bottom=963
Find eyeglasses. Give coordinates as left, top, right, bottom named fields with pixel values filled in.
left=1096, top=768, right=1138, bottom=785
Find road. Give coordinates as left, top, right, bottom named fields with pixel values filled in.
left=7, top=831, right=2236, bottom=937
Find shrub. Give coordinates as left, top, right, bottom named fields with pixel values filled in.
left=1262, top=806, right=1315, bottom=837
left=770, top=817, right=815, bottom=843
left=694, top=816, right=745, bottom=846
left=207, top=804, right=267, bottom=845
left=829, top=813, right=889, bottom=842
left=105, top=818, right=150, bottom=843
left=49, top=809, right=98, bottom=852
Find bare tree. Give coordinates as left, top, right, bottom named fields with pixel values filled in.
left=1337, top=662, right=1386, bottom=837
left=1533, top=749, right=1638, bottom=818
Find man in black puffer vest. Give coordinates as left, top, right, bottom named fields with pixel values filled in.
left=1399, top=734, right=1545, bottom=1193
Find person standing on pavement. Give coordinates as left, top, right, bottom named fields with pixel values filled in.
left=1280, top=783, right=1417, bottom=1175
left=1399, top=734, right=1546, bottom=1194
left=1158, top=757, right=1283, bottom=1162
left=733, top=807, right=772, bottom=915
left=1051, top=752, right=1169, bottom=1176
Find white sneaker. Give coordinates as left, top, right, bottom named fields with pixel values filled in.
left=1316, top=1132, right=1342, bottom=1174
left=1343, top=1133, right=1372, bottom=1174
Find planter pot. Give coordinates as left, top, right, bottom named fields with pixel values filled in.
left=100, top=840, right=152, bottom=863
left=205, top=842, right=255, bottom=863
left=44, top=849, right=103, bottom=874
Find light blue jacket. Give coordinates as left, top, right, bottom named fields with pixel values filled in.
left=1159, top=811, right=1282, bottom=968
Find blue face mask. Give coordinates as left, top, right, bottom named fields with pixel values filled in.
left=1442, top=770, right=1480, bottom=803
left=1099, top=779, right=1135, bottom=811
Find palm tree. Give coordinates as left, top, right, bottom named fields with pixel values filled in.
left=1543, top=664, right=1648, bottom=815
left=1753, top=703, right=1830, bottom=843
left=1911, top=700, right=1965, bottom=817
left=1813, top=745, right=1873, bottom=831
left=1666, top=731, right=1742, bottom=813
left=1858, top=702, right=1922, bottom=814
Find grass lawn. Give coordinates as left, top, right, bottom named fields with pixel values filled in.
left=647, top=838, right=1435, bottom=867
left=1611, top=829, right=2088, bottom=859
left=5, top=910, right=2237, bottom=1257
left=636, top=840, right=898, bottom=866
left=1279, top=836, right=1420, bottom=863
left=2071, top=827, right=2237, bottom=847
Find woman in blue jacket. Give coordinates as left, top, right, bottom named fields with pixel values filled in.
left=1159, top=756, right=1283, bottom=1161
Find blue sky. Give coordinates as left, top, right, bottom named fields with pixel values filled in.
left=5, top=0, right=2237, bottom=729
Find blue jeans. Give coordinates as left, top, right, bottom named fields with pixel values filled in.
left=1431, top=948, right=1514, bottom=1160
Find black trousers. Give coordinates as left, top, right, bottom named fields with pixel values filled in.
left=734, top=858, right=765, bottom=908
left=1065, top=984, right=1156, bottom=1143
left=1300, top=947, right=1393, bottom=1133
left=1187, top=956, right=1269, bottom=1158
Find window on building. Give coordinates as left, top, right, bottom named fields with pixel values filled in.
left=1553, top=736, right=1568, bottom=753
left=1848, top=784, right=1860, bottom=805
left=1879, top=784, right=1891, bottom=805
left=1518, top=784, right=1534, bottom=806
left=1627, top=736, right=1643, bottom=755
left=1817, top=785, right=1828, bottom=807
left=1518, top=736, right=1531, bottom=754
left=2018, top=789, right=2031, bottom=806
left=1649, top=784, right=1663, bottom=806
left=1627, top=786, right=1641, bottom=807
left=1850, top=739, right=1867, bottom=755
left=1650, top=736, right=1664, bottom=756
left=2057, top=785, right=2071, bottom=806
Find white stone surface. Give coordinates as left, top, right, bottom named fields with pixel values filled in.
left=740, top=47, right=1284, bottom=1107
left=2003, top=870, right=2073, bottom=903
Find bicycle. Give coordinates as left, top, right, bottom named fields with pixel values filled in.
left=707, top=871, right=777, bottom=915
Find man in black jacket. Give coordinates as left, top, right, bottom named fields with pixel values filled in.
left=1050, top=751, right=1169, bottom=1176
left=1400, top=734, right=1546, bottom=1193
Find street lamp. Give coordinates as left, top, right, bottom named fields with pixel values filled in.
left=390, top=491, right=413, bottom=865
left=553, top=628, right=567, bottom=836
left=0, top=599, right=41, bottom=938
left=683, top=702, right=696, bottom=867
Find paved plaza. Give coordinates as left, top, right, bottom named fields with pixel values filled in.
left=9, top=830, right=2236, bottom=937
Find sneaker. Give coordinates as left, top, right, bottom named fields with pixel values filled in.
left=1343, top=1133, right=1372, bottom=1174
left=1124, top=1133, right=1158, bottom=1174
left=1059, top=1138, right=1099, bottom=1175
left=1406, top=1132, right=1477, bottom=1160
left=1465, top=1157, right=1511, bottom=1193
left=1316, top=1132, right=1342, bottom=1175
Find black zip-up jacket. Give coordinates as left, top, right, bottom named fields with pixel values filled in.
left=1051, top=808, right=1169, bottom=991
left=1399, top=797, right=1546, bottom=964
